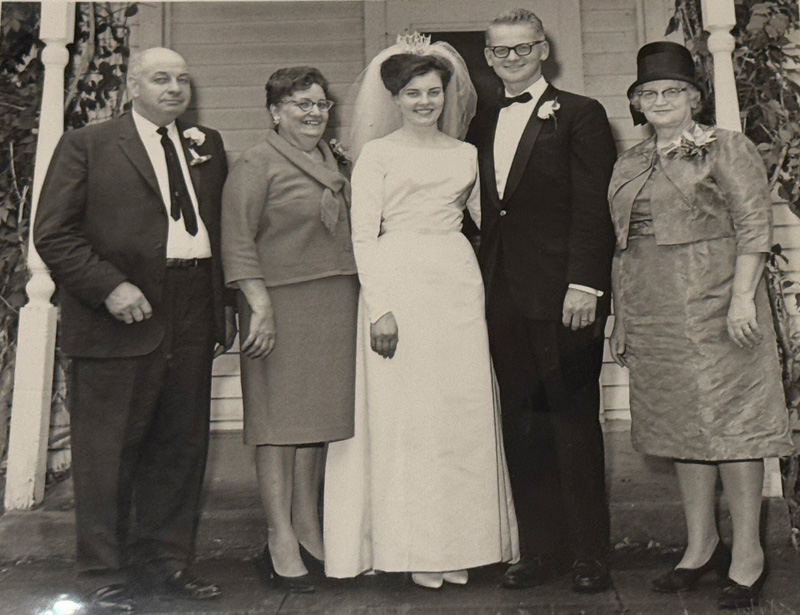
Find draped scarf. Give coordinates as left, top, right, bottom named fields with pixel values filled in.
left=265, top=129, right=351, bottom=234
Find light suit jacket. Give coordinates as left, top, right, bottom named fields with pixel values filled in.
left=608, top=125, right=773, bottom=254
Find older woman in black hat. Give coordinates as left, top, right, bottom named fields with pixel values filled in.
left=607, top=42, right=794, bottom=609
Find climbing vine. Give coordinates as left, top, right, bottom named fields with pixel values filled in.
left=0, top=3, right=44, bottom=472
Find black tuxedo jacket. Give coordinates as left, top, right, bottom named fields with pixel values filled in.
left=474, top=85, right=617, bottom=321
left=34, top=113, right=229, bottom=358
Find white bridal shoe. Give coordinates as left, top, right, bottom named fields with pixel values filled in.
left=443, top=569, right=468, bottom=585
left=411, top=572, right=444, bottom=589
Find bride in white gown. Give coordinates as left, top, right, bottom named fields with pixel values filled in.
left=323, top=36, right=519, bottom=588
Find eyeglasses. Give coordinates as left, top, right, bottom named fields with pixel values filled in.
left=283, top=99, right=335, bottom=112
left=636, top=87, right=687, bottom=105
left=486, top=40, right=546, bottom=58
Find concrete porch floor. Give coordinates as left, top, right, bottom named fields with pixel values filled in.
left=1, top=424, right=798, bottom=614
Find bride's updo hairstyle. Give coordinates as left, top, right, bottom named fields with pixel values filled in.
left=379, top=53, right=454, bottom=96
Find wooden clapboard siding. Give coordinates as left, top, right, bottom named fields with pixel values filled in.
left=581, top=0, right=647, bottom=153
left=169, top=1, right=365, bottom=160
left=774, top=205, right=800, bottom=292
left=582, top=0, right=640, bottom=420
left=164, top=1, right=365, bottom=429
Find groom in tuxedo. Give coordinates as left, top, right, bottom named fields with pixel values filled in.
left=34, top=47, right=234, bottom=613
left=473, top=9, right=617, bottom=592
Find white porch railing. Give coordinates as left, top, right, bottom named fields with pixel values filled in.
left=4, top=2, right=74, bottom=510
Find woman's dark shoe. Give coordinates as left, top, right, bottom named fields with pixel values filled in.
left=298, top=542, right=325, bottom=575
left=717, top=563, right=768, bottom=610
left=256, top=543, right=315, bottom=593
left=651, top=540, right=731, bottom=593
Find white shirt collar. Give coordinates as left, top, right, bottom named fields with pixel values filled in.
left=504, top=77, right=548, bottom=103
left=131, top=108, right=177, bottom=138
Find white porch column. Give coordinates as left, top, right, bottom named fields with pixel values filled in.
left=702, top=0, right=783, bottom=498
left=701, top=0, right=740, bottom=130
left=4, top=2, right=74, bottom=510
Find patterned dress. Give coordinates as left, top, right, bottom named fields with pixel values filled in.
left=609, top=127, right=794, bottom=460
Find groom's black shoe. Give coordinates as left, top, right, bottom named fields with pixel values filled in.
left=501, top=555, right=569, bottom=589
left=572, top=557, right=611, bottom=593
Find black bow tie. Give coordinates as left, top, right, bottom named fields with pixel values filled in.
left=499, top=92, right=533, bottom=108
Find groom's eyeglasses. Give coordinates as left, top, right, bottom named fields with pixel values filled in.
left=284, top=99, right=335, bottom=112
left=486, top=40, right=546, bottom=58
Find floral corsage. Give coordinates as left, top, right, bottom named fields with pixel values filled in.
left=661, top=124, right=717, bottom=160
left=183, top=127, right=212, bottom=166
left=328, top=138, right=352, bottom=173
left=537, top=98, right=560, bottom=129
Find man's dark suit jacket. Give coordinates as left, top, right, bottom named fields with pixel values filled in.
left=474, top=85, right=617, bottom=321
left=34, top=112, right=229, bottom=358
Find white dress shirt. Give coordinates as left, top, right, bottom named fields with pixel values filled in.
left=131, top=109, right=212, bottom=259
left=493, top=77, right=549, bottom=200
left=492, top=78, right=602, bottom=298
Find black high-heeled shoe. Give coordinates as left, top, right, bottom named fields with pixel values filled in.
left=256, top=543, right=315, bottom=593
left=651, top=540, right=731, bottom=593
left=717, top=562, right=768, bottom=610
left=298, top=543, right=325, bottom=575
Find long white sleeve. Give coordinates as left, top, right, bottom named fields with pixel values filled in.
left=350, top=142, right=393, bottom=323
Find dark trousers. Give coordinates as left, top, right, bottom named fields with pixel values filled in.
left=487, top=270, right=609, bottom=563
left=69, top=266, right=214, bottom=590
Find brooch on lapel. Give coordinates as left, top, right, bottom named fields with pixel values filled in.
left=182, top=127, right=212, bottom=166
left=662, top=124, right=717, bottom=160
left=537, top=98, right=560, bottom=130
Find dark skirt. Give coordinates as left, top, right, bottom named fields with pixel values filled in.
left=238, top=274, right=358, bottom=445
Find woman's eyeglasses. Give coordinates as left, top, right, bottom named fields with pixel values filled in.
left=283, top=99, right=335, bottom=112
left=486, top=40, right=546, bottom=58
left=636, top=87, right=687, bottom=104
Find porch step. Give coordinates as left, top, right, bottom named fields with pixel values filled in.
left=0, top=427, right=791, bottom=564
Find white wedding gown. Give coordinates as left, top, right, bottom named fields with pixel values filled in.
left=323, top=136, right=519, bottom=577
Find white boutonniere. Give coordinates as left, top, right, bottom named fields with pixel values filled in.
left=182, top=127, right=212, bottom=166
left=537, top=99, right=560, bottom=129
left=183, top=127, right=206, bottom=146
left=662, top=124, right=717, bottom=160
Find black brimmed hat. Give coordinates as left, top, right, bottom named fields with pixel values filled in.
left=628, top=41, right=701, bottom=125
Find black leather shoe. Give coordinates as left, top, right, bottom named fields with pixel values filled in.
left=85, top=584, right=137, bottom=614
left=161, top=569, right=221, bottom=600
left=501, top=556, right=569, bottom=589
left=717, top=564, right=768, bottom=610
left=572, top=558, right=611, bottom=593
left=298, top=543, right=325, bottom=575
left=652, top=540, right=731, bottom=593
left=256, top=543, right=315, bottom=593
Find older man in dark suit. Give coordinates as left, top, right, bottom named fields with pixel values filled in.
left=34, top=47, right=234, bottom=613
left=473, top=9, right=618, bottom=593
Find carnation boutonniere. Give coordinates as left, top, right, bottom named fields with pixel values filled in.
left=182, top=127, right=212, bottom=166
left=328, top=138, right=352, bottom=173
left=537, top=98, right=560, bottom=129
left=662, top=124, right=717, bottom=160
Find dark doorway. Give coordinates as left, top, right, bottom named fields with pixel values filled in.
left=430, top=31, right=503, bottom=115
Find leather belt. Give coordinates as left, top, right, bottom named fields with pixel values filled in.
left=165, top=258, right=211, bottom=268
